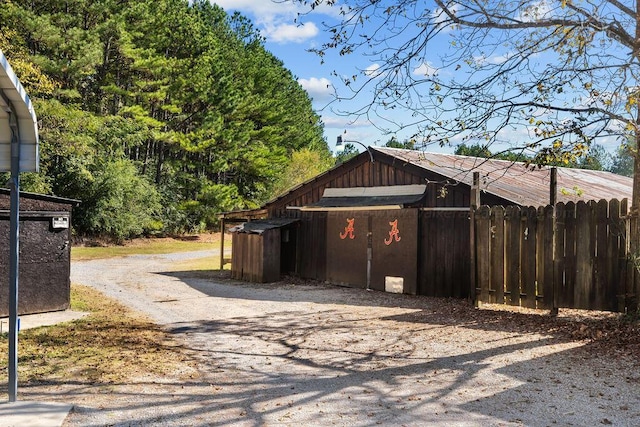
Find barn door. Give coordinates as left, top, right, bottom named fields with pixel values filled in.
left=370, top=209, right=418, bottom=294
left=326, top=211, right=369, bottom=287
left=325, top=209, right=418, bottom=293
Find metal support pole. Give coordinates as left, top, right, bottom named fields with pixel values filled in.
left=366, top=216, right=372, bottom=290
left=219, top=216, right=225, bottom=270
left=469, top=172, right=480, bottom=306
left=8, top=106, right=20, bottom=402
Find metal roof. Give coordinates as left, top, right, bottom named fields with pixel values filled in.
left=0, top=49, right=39, bottom=172
left=0, top=188, right=80, bottom=206
left=373, top=147, right=633, bottom=207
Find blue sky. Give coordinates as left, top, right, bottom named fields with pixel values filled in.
left=211, top=0, right=435, bottom=153
left=210, top=1, right=625, bottom=158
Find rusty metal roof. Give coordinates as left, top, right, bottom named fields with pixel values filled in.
left=373, top=147, right=633, bottom=207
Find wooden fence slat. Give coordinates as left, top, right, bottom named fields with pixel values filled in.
left=607, top=199, right=625, bottom=312
left=574, top=201, right=593, bottom=309
left=476, top=206, right=491, bottom=304
left=490, top=206, right=505, bottom=304
left=540, top=205, right=555, bottom=309
left=505, top=205, right=521, bottom=306
left=594, top=199, right=609, bottom=310
left=563, top=202, right=577, bottom=307
left=553, top=202, right=566, bottom=311
left=521, top=207, right=537, bottom=308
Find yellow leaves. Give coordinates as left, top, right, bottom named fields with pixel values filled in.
left=625, top=96, right=638, bottom=114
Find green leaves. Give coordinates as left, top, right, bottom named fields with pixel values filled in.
left=2, top=0, right=328, bottom=238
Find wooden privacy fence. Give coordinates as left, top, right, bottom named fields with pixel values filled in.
left=473, top=199, right=635, bottom=312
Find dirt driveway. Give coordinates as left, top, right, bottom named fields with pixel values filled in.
left=55, top=250, right=640, bottom=426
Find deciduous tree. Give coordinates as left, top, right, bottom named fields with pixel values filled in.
left=288, top=0, right=640, bottom=244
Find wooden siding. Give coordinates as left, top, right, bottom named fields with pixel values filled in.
left=297, top=212, right=327, bottom=281
left=0, top=213, right=72, bottom=316
left=266, top=151, right=521, bottom=218
left=418, top=209, right=471, bottom=298
left=231, top=229, right=282, bottom=283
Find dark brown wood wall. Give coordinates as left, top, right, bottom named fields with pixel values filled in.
left=268, top=154, right=430, bottom=217
left=297, top=212, right=327, bottom=281
left=418, top=209, right=471, bottom=298
left=267, top=152, right=518, bottom=218
left=0, top=213, right=72, bottom=316
left=231, top=229, right=282, bottom=283
left=324, top=209, right=419, bottom=293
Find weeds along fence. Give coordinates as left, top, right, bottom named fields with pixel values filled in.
left=473, top=198, right=636, bottom=313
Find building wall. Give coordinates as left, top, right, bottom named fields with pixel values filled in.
left=231, top=229, right=282, bottom=283
left=267, top=152, right=514, bottom=218
left=325, top=209, right=419, bottom=294
left=0, top=192, right=75, bottom=316
left=0, top=213, right=72, bottom=316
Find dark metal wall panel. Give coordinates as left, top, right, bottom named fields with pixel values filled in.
left=326, top=211, right=368, bottom=288
left=0, top=217, right=71, bottom=316
left=370, top=209, right=418, bottom=294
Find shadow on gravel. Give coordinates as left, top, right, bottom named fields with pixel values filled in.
left=44, top=270, right=638, bottom=425
left=19, top=307, right=640, bottom=426
left=159, top=269, right=638, bottom=345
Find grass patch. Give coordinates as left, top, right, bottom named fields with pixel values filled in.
left=0, top=284, right=196, bottom=386
left=72, top=233, right=231, bottom=261
left=170, top=255, right=232, bottom=272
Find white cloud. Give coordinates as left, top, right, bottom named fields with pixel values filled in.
left=211, top=0, right=342, bottom=43
left=322, top=116, right=372, bottom=129
left=430, top=3, right=460, bottom=32
left=473, top=52, right=514, bottom=66
left=298, top=77, right=334, bottom=100
left=517, top=0, right=553, bottom=22
left=413, top=62, right=438, bottom=77
left=364, top=63, right=382, bottom=78
left=265, top=22, right=319, bottom=43
left=212, top=0, right=298, bottom=17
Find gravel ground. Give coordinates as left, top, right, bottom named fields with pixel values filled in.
left=19, top=250, right=640, bottom=426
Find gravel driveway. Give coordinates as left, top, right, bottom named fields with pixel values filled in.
left=53, top=250, right=640, bottom=426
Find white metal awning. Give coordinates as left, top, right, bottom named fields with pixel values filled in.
left=299, top=184, right=427, bottom=211
left=0, top=50, right=39, bottom=172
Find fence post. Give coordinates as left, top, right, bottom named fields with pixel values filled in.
left=550, top=167, right=559, bottom=315
left=219, top=216, right=225, bottom=270
left=470, top=172, right=480, bottom=306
